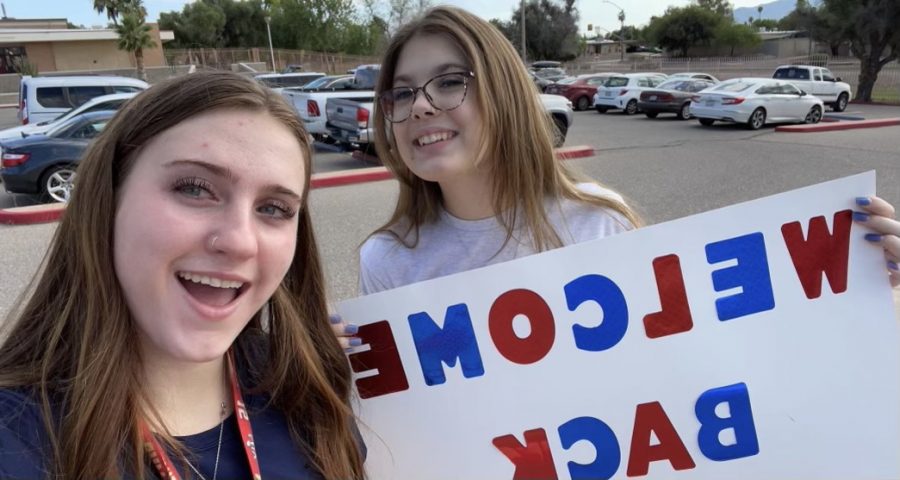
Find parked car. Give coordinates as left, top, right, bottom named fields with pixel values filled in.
left=593, top=73, right=667, bottom=115
left=544, top=72, right=620, bottom=111
left=772, top=65, right=852, bottom=112
left=638, top=78, right=717, bottom=120
left=0, top=92, right=135, bottom=143
left=528, top=71, right=553, bottom=92
left=669, top=72, right=721, bottom=83
left=17, top=75, right=147, bottom=125
left=533, top=67, right=568, bottom=83
left=690, top=77, right=825, bottom=130
left=1, top=110, right=115, bottom=202
left=253, top=72, right=325, bottom=92
left=295, top=75, right=354, bottom=91
left=530, top=60, right=562, bottom=70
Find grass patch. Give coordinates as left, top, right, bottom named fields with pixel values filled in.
left=871, top=86, right=900, bottom=104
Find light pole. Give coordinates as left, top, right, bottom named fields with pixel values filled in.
left=603, top=0, right=626, bottom=62
left=265, top=15, right=276, bottom=73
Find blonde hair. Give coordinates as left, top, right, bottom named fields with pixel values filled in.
left=371, top=6, right=641, bottom=250
left=0, top=72, right=364, bottom=479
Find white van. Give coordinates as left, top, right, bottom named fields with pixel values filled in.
left=17, top=75, right=149, bottom=125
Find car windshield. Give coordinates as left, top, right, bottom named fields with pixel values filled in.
left=302, top=77, right=332, bottom=89
left=557, top=77, right=578, bottom=85
left=657, top=80, right=692, bottom=91
left=535, top=68, right=565, bottom=78
left=714, top=81, right=754, bottom=92
left=604, top=77, right=628, bottom=87
left=46, top=114, right=88, bottom=137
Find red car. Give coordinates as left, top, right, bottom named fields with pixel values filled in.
left=544, top=73, right=620, bottom=111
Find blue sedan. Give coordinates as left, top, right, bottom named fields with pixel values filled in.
left=0, top=110, right=115, bottom=203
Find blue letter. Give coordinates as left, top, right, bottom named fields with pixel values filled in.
left=558, top=416, right=621, bottom=480
left=705, top=232, right=775, bottom=321
left=408, top=304, right=484, bottom=386
left=696, top=383, right=760, bottom=461
left=564, top=274, right=628, bottom=352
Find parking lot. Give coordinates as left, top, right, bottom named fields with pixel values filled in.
left=2, top=103, right=900, bottom=317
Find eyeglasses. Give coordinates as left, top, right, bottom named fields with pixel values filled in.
left=378, top=71, right=475, bottom=123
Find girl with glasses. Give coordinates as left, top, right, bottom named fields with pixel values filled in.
left=0, top=72, right=365, bottom=479
left=357, top=6, right=899, bottom=296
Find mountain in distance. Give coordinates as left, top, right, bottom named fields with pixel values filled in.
left=733, top=0, right=822, bottom=25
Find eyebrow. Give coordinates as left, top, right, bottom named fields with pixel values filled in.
left=164, top=159, right=303, bottom=203
left=393, top=63, right=470, bottom=85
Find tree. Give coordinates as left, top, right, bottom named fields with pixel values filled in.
left=751, top=18, right=779, bottom=30
left=494, top=0, right=580, bottom=61
left=714, top=22, right=760, bottom=55
left=646, top=5, right=723, bottom=56
left=695, top=0, right=733, bottom=19
left=819, top=0, right=900, bottom=102
left=93, top=0, right=145, bottom=25
left=159, top=2, right=226, bottom=48
left=115, top=8, right=156, bottom=80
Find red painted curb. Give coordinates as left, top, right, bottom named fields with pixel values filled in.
left=775, top=117, right=900, bottom=133
left=0, top=203, right=64, bottom=225
left=0, top=146, right=597, bottom=225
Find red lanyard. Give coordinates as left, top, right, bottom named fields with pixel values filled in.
left=140, top=350, right=262, bottom=480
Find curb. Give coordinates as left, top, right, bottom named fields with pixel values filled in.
left=775, top=117, right=900, bottom=133
left=0, top=104, right=17, bottom=109
left=0, top=145, right=598, bottom=226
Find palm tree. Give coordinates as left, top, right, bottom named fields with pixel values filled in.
left=93, top=0, right=147, bottom=26
left=115, top=12, right=156, bottom=81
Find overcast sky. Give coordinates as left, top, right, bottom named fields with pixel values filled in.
left=2, top=0, right=768, bottom=36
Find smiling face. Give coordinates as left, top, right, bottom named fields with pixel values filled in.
left=390, top=34, right=484, bottom=185
left=113, top=108, right=306, bottom=364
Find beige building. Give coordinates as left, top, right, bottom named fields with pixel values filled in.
left=0, top=17, right=173, bottom=74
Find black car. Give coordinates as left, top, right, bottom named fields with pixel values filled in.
left=0, top=110, right=114, bottom=203
left=637, top=79, right=716, bottom=120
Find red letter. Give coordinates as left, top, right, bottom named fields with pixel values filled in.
left=489, top=289, right=555, bottom=364
left=493, top=428, right=558, bottom=479
left=781, top=210, right=852, bottom=299
left=349, top=321, right=409, bottom=399
left=643, top=254, right=693, bottom=339
left=627, top=402, right=696, bottom=477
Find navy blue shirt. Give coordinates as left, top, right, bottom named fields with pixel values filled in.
left=0, top=389, right=361, bottom=479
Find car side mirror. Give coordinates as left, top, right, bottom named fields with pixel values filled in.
left=799, top=90, right=806, bottom=96
left=835, top=77, right=842, bottom=82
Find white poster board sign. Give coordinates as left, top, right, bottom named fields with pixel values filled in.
left=339, top=171, right=899, bottom=479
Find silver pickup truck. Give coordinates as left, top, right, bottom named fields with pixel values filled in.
left=326, top=93, right=575, bottom=151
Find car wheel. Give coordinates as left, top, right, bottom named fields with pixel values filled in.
left=698, top=118, right=715, bottom=126
left=595, top=106, right=608, bottom=114
left=833, top=92, right=848, bottom=112
left=552, top=115, right=568, bottom=147
left=624, top=99, right=638, bottom=115
left=677, top=102, right=691, bottom=120
left=644, top=112, right=659, bottom=119
left=42, top=165, right=76, bottom=203
left=576, top=96, right=590, bottom=111
left=805, top=105, right=823, bottom=124
left=747, top=108, right=766, bottom=130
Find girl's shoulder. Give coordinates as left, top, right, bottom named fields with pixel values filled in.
left=0, top=388, right=51, bottom=478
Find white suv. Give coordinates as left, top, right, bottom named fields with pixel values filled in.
left=594, top=73, right=667, bottom=115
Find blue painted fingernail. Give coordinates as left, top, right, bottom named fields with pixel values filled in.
left=856, top=197, right=871, bottom=206
left=853, top=211, right=870, bottom=222
left=349, top=337, right=363, bottom=347
left=329, top=314, right=341, bottom=324
left=865, top=233, right=883, bottom=242
left=344, top=324, right=359, bottom=335
left=889, top=261, right=899, bottom=271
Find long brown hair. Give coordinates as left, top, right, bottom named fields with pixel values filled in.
left=0, top=72, right=364, bottom=479
left=372, top=6, right=641, bottom=250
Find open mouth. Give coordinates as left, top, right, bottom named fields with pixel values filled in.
left=414, top=131, right=457, bottom=147
left=176, top=272, right=247, bottom=307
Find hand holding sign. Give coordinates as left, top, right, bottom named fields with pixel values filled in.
left=855, top=196, right=900, bottom=287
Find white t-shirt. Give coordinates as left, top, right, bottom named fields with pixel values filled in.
left=358, top=183, right=633, bottom=295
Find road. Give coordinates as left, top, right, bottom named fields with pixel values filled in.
left=2, top=104, right=900, bottom=319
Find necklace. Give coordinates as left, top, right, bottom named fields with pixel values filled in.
left=184, top=401, right=227, bottom=480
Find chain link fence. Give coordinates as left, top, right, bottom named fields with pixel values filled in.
left=163, top=48, right=380, bottom=76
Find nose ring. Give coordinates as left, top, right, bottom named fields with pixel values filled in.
left=209, top=235, right=219, bottom=250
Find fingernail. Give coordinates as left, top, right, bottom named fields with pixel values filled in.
left=329, top=314, right=341, bottom=324
left=855, top=197, right=871, bottom=206
left=344, top=324, right=359, bottom=335
left=889, top=261, right=899, bottom=271
left=349, top=337, right=363, bottom=347
left=853, top=211, right=870, bottom=222
left=865, top=233, right=883, bottom=242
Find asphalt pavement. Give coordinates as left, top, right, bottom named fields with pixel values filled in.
left=2, top=104, right=900, bottom=320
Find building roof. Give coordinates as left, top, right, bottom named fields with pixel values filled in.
left=0, top=27, right=174, bottom=43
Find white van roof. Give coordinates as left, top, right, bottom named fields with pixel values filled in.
left=21, top=75, right=149, bottom=89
